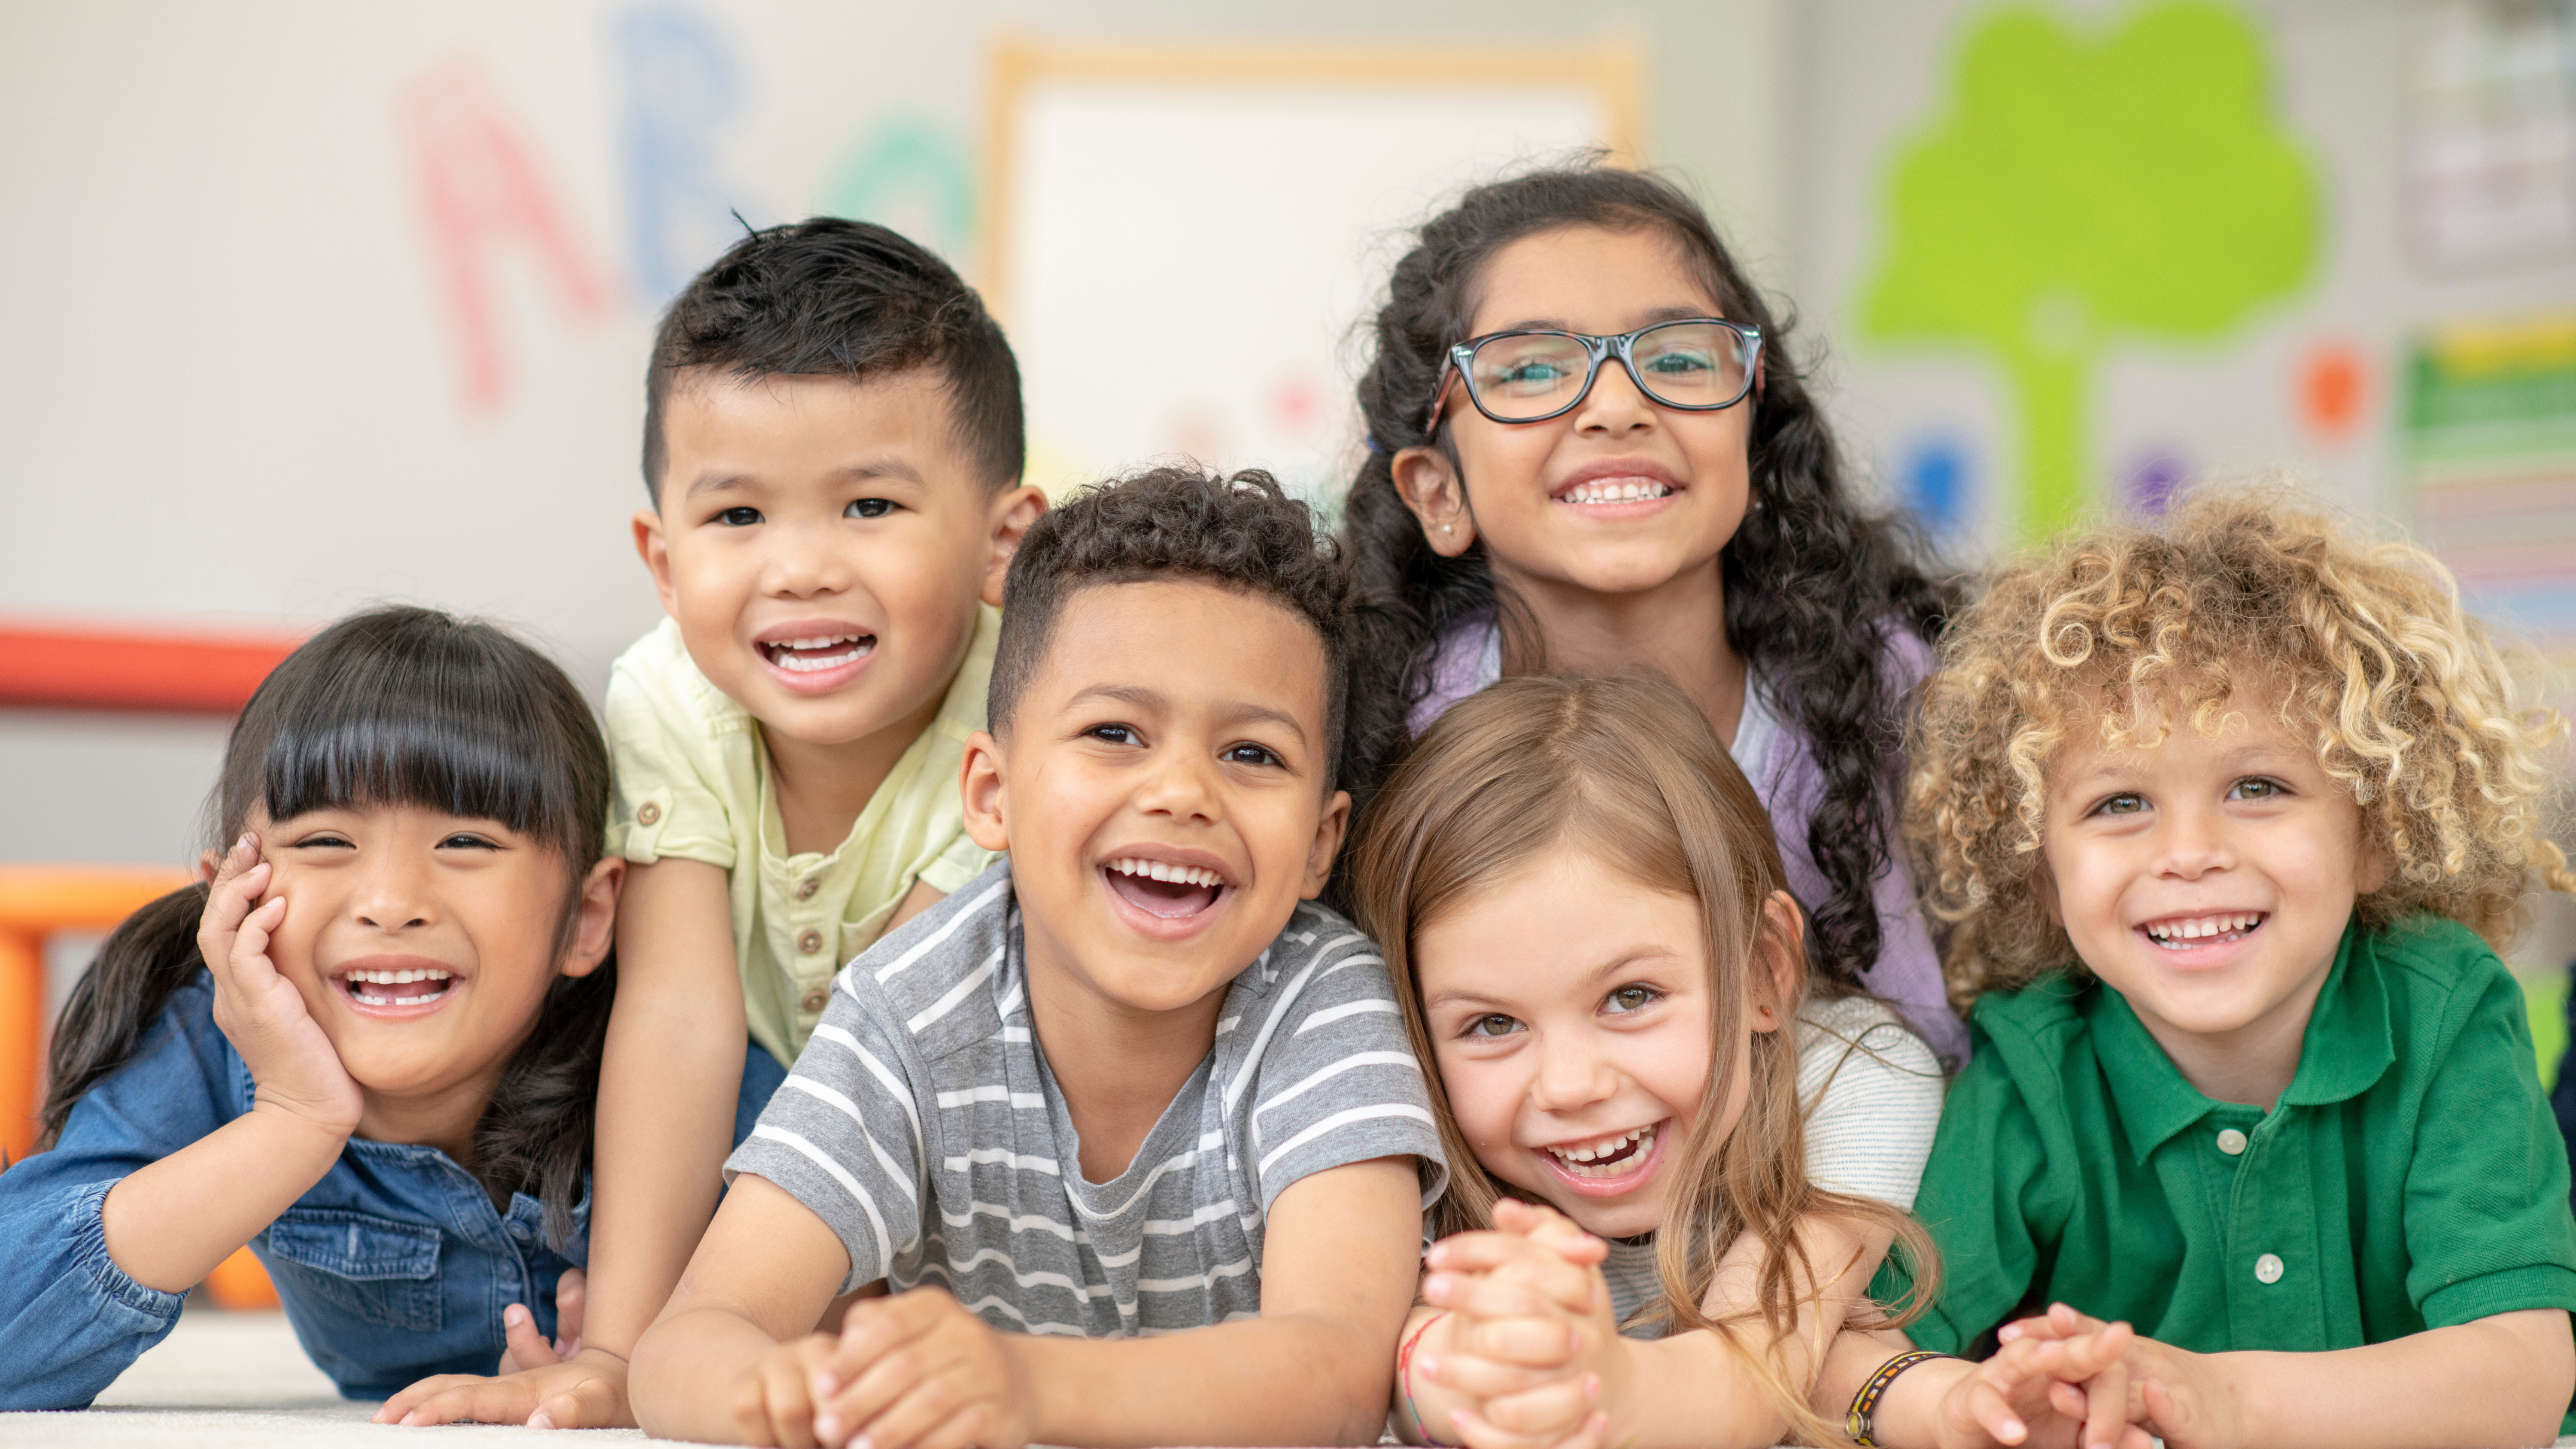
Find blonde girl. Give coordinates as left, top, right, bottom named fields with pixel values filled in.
left=1347, top=675, right=2114, bottom=1449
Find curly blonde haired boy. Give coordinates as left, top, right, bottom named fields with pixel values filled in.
left=1833, top=486, right=2576, bottom=1449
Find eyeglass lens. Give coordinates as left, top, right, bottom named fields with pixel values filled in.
left=1466, top=322, right=1750, bottom=421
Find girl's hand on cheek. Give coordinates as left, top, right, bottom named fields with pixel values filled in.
left=200, top=833, right=362, bottom=1139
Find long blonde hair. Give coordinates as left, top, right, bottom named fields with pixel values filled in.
left=1350, top=672, right=1931, bottom=1438
left=1910, top=484, right=2576, bottom=1005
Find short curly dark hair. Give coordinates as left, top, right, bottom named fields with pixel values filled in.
left=990, top=465, right=1354, bottom=790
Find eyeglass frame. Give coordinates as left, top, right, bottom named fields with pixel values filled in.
left=1420, top=318, right=1765, bottom=436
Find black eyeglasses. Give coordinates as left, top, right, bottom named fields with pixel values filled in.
left=1422, top=319, right=1764, bottom=433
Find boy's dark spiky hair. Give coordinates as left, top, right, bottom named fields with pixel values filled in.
left=990, top=465, right=1355, bottom=790
left=641, top=217, right=1024, bottom=500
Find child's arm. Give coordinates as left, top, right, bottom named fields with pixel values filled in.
left=102, top=837, right=360, bottom=1288
left=589, top=857, right=751, bottom=1344
left=1808, top=1324, right=2148, bottom=1449
left=2000, top=1302, right=2575, bottom=1449
left=0, top=844, right=358, bottom=1410
left=636, top=1157, right=1426, bottom=1448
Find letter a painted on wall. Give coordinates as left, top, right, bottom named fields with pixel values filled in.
left=396, top=58, right=611, bottom=415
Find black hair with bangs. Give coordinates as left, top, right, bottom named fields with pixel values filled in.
left=39, top=607, right=614, bottom=1246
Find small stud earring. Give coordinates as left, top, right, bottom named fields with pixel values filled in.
left=1442, top=523, right=1454, bottom=535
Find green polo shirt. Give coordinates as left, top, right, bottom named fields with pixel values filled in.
left=1879, top=914, right=2576, bottom=1415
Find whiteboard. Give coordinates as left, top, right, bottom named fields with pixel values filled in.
left=987, top=39, right=1640, bottom=507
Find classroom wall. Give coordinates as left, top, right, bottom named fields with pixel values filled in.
left=0, top=0, right=1789, bottom=866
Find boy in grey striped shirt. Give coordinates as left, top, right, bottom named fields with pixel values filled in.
left=634, top=467, right=1447, bottom=1449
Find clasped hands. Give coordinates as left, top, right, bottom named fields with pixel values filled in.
left=1405, top=1199, right=2169, bottom=1449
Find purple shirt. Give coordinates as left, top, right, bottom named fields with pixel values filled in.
left=1406, top=617, right=1967, bottom=1068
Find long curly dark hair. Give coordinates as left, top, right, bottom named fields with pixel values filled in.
left=1337, top=163, right=1953, bottom=992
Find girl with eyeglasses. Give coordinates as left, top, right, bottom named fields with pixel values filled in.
left=1340, top=163, right=1958, bottom=1061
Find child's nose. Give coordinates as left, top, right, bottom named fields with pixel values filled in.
left=1573, top=356, right=1659, bottom=435
left=352, top=859, right=437, bottom=932
left=2153, top=804, right=2236, bottom=878
left=1530, top=1036, right=1618, bottom=1111
left=1133, top=746, right=1221, bottom=823
left=764, top=520, right=854, bottom=596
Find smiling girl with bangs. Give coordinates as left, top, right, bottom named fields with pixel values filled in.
left=0, top=607, right=781, bottom=1422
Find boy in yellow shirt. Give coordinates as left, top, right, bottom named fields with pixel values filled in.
left=389, top=218, right=1041, bottom=1429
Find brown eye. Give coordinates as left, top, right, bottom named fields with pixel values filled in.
left=1605, top=986, right=1660, bottom=1014
left=1466, top=1014, right=1521, bottom=1039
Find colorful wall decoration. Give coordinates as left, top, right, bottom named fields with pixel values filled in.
left=1862, top=0, right=2316, bottom=538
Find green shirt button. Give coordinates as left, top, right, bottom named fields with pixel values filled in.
left=2255, top=1253, right=2284, bottom=1285
left=2216, top=1128, right=2248, bottom=1155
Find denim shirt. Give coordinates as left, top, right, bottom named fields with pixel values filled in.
left=0, top=971, right=785, bottom=1408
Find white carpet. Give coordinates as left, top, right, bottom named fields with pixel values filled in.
left=12, top=1309, right=2576, bottom=1448
left=0, top=1309, right=652, bottom=1446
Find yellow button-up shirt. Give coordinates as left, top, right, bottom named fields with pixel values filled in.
left=604, top=607, right=999, bottom=1067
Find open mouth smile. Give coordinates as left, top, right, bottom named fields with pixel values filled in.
left=758, top=633, right=876, bottom=673
left=2140, top=912, right=2267, bottom=950
left=1555, top=478, right=1675, bottom=506
left=333, top=966, right=457, bottom=1013
left=1537, top=1120, right=1666, bottom=1194
left=1102, top=856, right=1231, bottom=921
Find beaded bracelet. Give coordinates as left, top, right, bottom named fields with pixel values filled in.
left=1396, top=1310, right=1452, bottom=1447
left=1847, top=1348, right=1958, bottom=1447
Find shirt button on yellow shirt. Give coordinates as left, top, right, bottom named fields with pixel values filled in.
left=801, top=986, right=829, bottom=1015
left=797, top=929, right=823, bottom=955
left=635, top=802, right=662, bottom=826
left=796, top=877, right=820, bottom=901
left=2254, top=1253, right=2284, bottom=1285
left=2215, top=1127, right=2248, bottom=1155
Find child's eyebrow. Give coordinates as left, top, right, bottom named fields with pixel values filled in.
left=829, top=456, right=927, bottom=486
left=682, top=470, right=755, bottom=501
left=1064, top=684, right=1312, bottom=745
left=1485, top=303, right=1720, bottom=332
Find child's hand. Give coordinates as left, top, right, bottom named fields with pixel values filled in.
left=374, top=1323, right=631, bottom=1428
left=1999, top=1304, right=2239, bottom=1449
left=786, top=1286, right=1031, bottom=1449
left=199, top=833, right=361, bottom=1138
left=1416, top=1200, right=1618, bottom=1449
left=1927, top=1315, right=2151, bottom=1449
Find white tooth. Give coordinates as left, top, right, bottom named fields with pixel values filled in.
left=1622, top=483, right=1640, bottom=500
left=1151, top=861, right=1174, bottom=882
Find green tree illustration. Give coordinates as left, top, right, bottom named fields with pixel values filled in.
left=1865, top=1, right=2315, bottom=538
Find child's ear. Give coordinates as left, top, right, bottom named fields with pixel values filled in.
left=960, top=729, right=1011, bottom=853
left=979, top=484, right=1048, bottom=609
left=1392, top=448, right=1477, bottom=559
left=558, top=857, right=625, bottom=979
left=633, top=508, right=680, bottom=620
left=1299, top=788, right=1353, bottom=901
left=1750, top=890, right=1805, bottom=1033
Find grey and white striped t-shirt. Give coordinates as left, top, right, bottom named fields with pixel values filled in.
left=725, top=859, right=1449, bottom=1337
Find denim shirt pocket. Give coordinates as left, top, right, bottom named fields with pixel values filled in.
left=262, top=1208, right=444, bottom=1333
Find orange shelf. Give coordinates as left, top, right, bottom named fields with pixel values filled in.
left=0, top=621, right=302, bottom=714
left=0, top=866, right=195, bottom=1166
